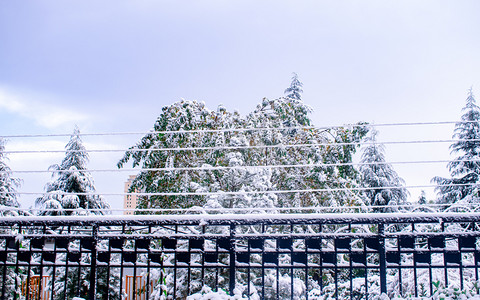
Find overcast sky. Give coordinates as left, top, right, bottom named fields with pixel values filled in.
left=1, top=1, right=480, bottom=211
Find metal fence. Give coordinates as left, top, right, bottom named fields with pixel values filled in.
left=1, top=213, right=480, bottom=299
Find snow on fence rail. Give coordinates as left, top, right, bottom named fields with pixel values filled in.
left=1, top=213, right=480, bottom=299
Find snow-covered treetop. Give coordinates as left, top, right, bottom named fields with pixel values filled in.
left=359, top=129, right=408, bottom=211
left=433, top=88, right=480, bottom=204
left=450, top=88, right=480, bottom=162
left=36, top=126, right=110, bottom=215
left=284, top=72, right=303, bottom=101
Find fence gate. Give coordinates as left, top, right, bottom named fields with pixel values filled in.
left=21, top=275, right=51, bottom=300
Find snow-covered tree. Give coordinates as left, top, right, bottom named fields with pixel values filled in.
left=36, top=126, right=110, bottom=215
left=118, top=96, right=368, bottom=211
left=118, top=100, right=249, bottom=210
left=418, top=190, right=427, bottom=205
left=359, top=129, right=408, bottom=212
left=284, top=72, right=303, bottom=100
left=433, top=89, right=480, bottom=204
left=246, top=96, right=368, bottom=209
left=0, top=139, right=21, bottom=209
left=32, top=129, right=116, bottom=298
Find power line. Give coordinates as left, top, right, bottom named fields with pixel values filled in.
left=3, top=138, right=479, bottom=155
left=3, top=182, right=476, bottom=197
left=2, top=202, right=479, bottom=214
left=0, top=120, right=469, bottom=140
left=2, top=158, right=478, bottom=175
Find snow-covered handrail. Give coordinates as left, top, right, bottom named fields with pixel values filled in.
left=1, top=212, right=480, bottom=225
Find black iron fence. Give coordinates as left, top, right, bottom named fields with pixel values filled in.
left=1, top=213, right=480, bottom=299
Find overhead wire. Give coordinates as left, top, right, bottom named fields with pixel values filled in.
left=1, top=182, right=477, bottom=197
left=1, top=202, right=479, bottom=214
left=2, top=138, right=479, bottom=155
left=1, top=158, right=479, bottom=175
left=2, top=120, right=478, bottom=212
left=0, top=120, right=470, bottom=140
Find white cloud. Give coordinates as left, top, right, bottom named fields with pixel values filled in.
left=0, top=86, right=89, bottom=129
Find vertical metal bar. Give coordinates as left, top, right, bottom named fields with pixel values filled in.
left=349, top=224, right=353, bottom=298
left=262, top=224, right=266, bottom=300
left=290, top=224, right=293, bottom=300
left=378, top=223, right=387, bottom=295
left=64, top=225, right=71, bottom=300
left=229, top=224, right=236, bottom=296
left=334, top=235, right=338, bottom=300
left=215, top=235, right=219, bottom=293
left=133, top=237, right=137, bottom=300
left=412, top=223, right=418, bottom=298
left=173, top=224, right=178, bottom=297
left=364, top=237, right=368, bottom=298
left=26, top=236, right=33, bottom=300
left=305, top=240, right=309, bottom=300
left=77, top=242, right=82, bottom=298
left=1, top=252, right=6, bottom=299
left=146, top=225, right=151, bottom=300
left=105, top=237, right=111, bottom=300
left=39, top=225, right=45, bottom=300
left=119, top=226, right=124, bottom=300
left=201, top=225, right=205, bottom=290
left=398, top=234, right=402, bottom=296
left=247, top=239, right=251, bottom=298
left=160, top=231, right=165, bottom=298
left=51, top=238, right=56, bottom=300
left=14, top=226, right=21, bottom=300
left=186, top=236, right=191, bottom=296
left=88, top=224, right=98, bottom=300
left=276, top=237, right=279, bottom=300
left=319, top=223, right=323, bottom=293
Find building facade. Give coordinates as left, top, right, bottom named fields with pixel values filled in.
left=123, top=175, right=138, bottom=215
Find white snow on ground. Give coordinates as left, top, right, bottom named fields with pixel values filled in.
left=187, top=286, right=247, bottom=300
left=186, top=290, right=480, bottom=300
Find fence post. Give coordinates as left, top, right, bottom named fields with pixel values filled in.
left=378, top=223, right=387, bottom=294
left=229, top=224, right=236, bottom=295
left=88, top=224, right=98, bottom=300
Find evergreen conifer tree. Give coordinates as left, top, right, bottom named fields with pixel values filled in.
left=118, top=87, right=369, bottom=298
left=284, top=72, right=303, bottom=100
left=36, top=126, right=110, bottom=215
left=0, top=139, right=21, bottom=209
left=418, top=191, right=427, bottom=205
left=119, top=95, right=368, bottom=211
left=359, top=129, right=408, bottom=212
left=0, top=139, right=22, bottom=298
left=433, top=89, right=480, bottom=204
left=34, top=128, right=116, bottom=298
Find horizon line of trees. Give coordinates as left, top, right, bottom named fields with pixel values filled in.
left=0, top=75, right=479, bottom=215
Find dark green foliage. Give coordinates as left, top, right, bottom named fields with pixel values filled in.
left=118, top=95, right=368, bottom=211
left=433, top=89, right=480, bottom=204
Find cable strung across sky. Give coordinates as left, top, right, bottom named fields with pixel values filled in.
left=1, top=158, right=480, bottom=174
left=0, top=120, right=474, bottom=139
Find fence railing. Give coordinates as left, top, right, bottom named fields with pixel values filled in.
left=1, top=213, right=480, bottom=299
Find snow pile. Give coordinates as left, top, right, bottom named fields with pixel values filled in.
left=187, top=286, right=247, bottom=300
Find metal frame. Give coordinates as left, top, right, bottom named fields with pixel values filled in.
left=1, top=213, right=480, bottom=299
